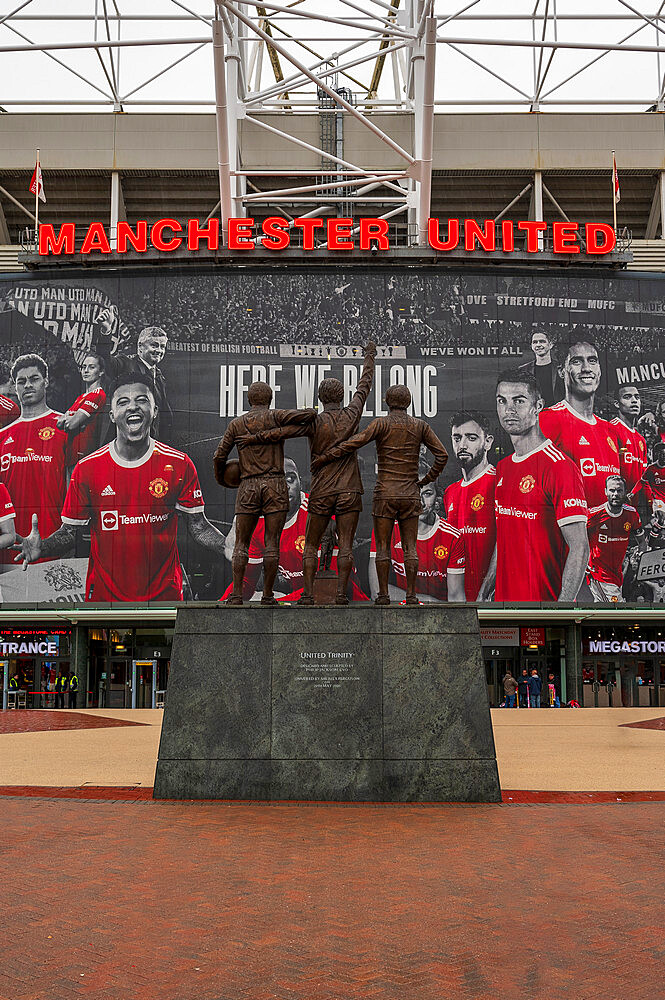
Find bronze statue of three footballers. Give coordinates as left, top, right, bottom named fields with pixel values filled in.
left=215, top=342, right=449, bottom=606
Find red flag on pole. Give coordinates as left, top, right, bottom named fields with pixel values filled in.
left=29, top=159, right=46, bottom=204
left=613, top=153, right=621, bottom=205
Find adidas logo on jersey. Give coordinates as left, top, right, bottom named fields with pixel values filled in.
left=5, top=436, right=13, bottom=444
left=101, top=484, right=116, bottom=496
left=579, top=436, right=590, bottom=446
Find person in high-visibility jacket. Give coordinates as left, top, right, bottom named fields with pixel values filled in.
left=54, top=671, right=67, bottom=709
left=68, top=671, right=78, bottom=709
left=8, top=674, right=18, bottom=689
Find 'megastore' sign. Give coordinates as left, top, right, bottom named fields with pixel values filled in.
left=38, top=217, right=618, bottom=257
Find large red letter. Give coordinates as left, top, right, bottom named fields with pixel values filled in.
left=39, top=223, right=75, bottom=256
left=327, top=218, right=354, bottom=250
left=464, top=219, right=495, bottom=252
left=228, top=218, right=255, bottom=250
left=117, top=221, right=148, bottom=254
left=359, top=218, right=389, bottom=251
left=80, top=223, right=111, bottom=255
left=428, top=218, right=459, bottom=251
left=586, top=223, right=616, bottom=255
left=293, top=218, right=324, bottom=251
left=553, top=222, right=580, bottom=254
left=517, top=221, right=547, bottom=252
left=261, top=216, right=290, bottom=251
left=501, top=220, right=514, bottom=253
left=187, top=218, right=219, bottom=251
left=151, top=218, right=182, bottom=252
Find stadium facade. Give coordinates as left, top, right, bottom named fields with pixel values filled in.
left=3, top=5, right=665, bottom=712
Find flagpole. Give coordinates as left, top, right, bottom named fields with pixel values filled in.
left=612, top=149, right=617, bottom=234
left=34, top=147, right=40, bottom=246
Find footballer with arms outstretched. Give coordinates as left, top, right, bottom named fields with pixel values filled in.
left=14, top=374, right=227, bottom=602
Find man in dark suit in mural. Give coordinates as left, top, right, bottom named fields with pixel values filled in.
left=98, top=321, right=173, bottom=444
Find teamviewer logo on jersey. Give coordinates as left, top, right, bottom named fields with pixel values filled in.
left=580, top=457, right=596, bottom=477
left=101, top=510, right=119, bottom=531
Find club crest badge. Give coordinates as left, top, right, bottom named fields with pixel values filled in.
left=149, top=477, right=169, bottom=498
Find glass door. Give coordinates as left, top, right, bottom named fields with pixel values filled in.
left=133, top=660, right=155, bottom=709
left=108, top=657, right=132, bottom=708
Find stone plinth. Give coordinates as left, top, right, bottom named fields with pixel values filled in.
left=153, top=606, right=500, bottom=802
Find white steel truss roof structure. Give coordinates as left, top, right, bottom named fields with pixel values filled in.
left=3, top=2, right=665, bottom=244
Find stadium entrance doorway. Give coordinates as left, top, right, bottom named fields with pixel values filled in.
left=92, top=656, right=132, bottom=709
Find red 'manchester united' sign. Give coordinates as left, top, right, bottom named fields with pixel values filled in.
left=37, top=217, right=617, bottom=256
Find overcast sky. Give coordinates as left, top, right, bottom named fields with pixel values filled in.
left=2, top=0, right=665, bottom=113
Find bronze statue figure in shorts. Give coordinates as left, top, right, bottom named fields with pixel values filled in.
left=253, top=341, right=376, bottom=605
left=214, top=382, right=316, bottom=605
left=312, top=384, right=448, bottom=605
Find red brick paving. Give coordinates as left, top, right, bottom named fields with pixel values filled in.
left=620, top=715, right=665, bottom=730
left=0, top=785, right=152, bottom=800
left=2, top=798, right=665, bottom=1000
left=0, top=711, right=146, bottom=734
left=2, top=786, right=665, bottom=805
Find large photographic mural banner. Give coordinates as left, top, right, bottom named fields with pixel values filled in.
left=0, top=268, right=663, bottom=605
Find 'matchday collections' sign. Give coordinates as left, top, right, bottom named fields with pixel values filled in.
left=37, top=217, right=618, bottom=257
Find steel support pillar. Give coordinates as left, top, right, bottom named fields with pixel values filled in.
left=417, top=15, right=436, bottom=246
left=213, top=12, right=234, bottom=244
left=532, top=169, right=544, bottom=249
left=0, top=199, right=10, bottom=244
left=407, top=0, right=424, bottom=237
left=660, top=170, right=665, bottom=239
left=109, top=170, right=125, bottom=250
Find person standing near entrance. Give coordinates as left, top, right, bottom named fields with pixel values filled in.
left=528, top=668, right=542, bottom=708
left=68, top=670, right=78, bottom=709
left=54, top=670, right=67, bottom=709
left=517, top=668, right=530, bottom=708
left=502, top=669, right=518, bottom=708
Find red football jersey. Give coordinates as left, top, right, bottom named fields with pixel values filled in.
left=587, top=502, right=640, bottom=587
left=610, top=417, right=647, bottom=492
left=539, top=401, right=620, bottom=508
left=0, top=395, right=19, bottom=429
left=444, top=465, right=496, bottom=601
left=0, top=410, right=67, bottom=563
left=66, top=387, right=107, bottom=462
left=371, top=517, right=465, bottom=601
left=0, top=483, right=16, bottom=524
left=634, top=464, right=665, bottom=507
left=495, top=439, right=588, bottom=601
left=248, top=495, right=309, bottom=589
left=61, top=439, right=204, bottom=602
